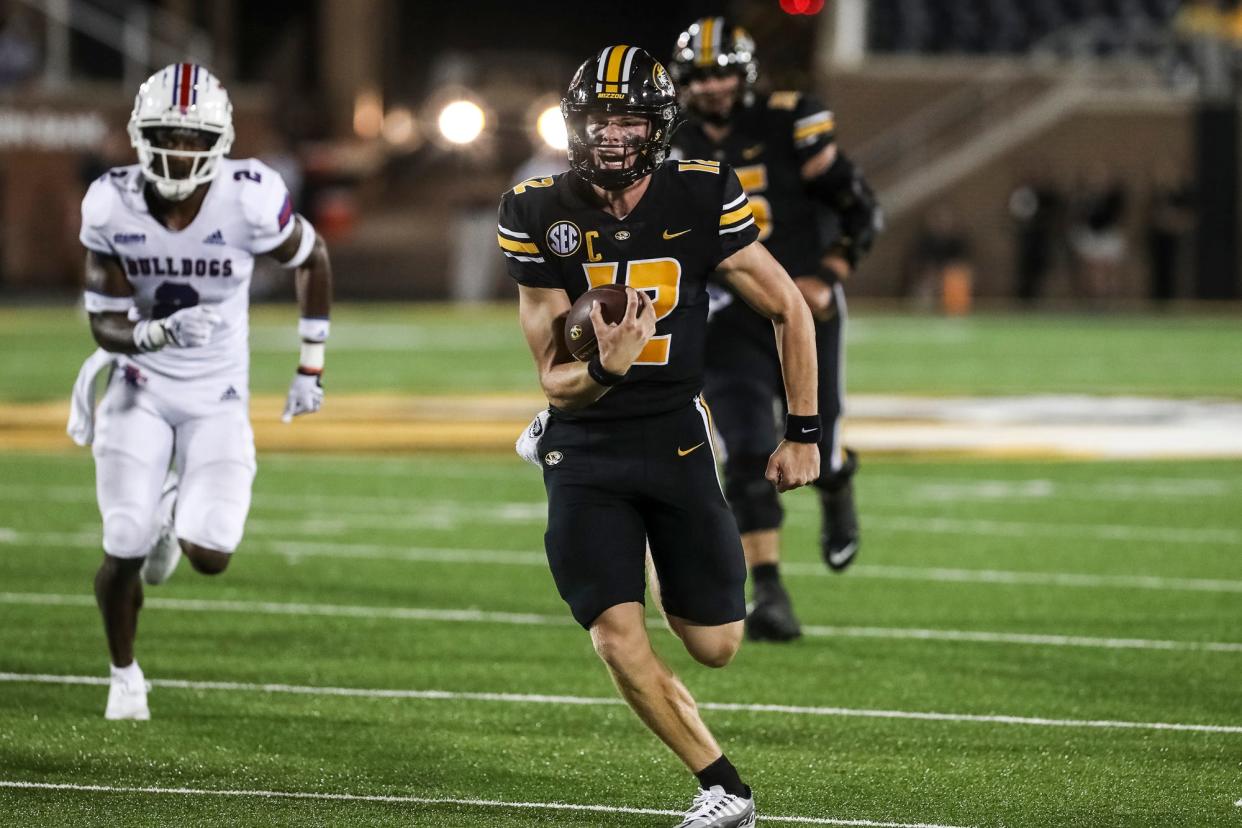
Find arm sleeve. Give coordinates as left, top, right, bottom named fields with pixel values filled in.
left=239, top=160, right=298, bottom=255
left=790, top=93, right=836, bottom=165
left=716, top=166, right=760, bottom=265
left=79, top=177, right=116, bottom=256
left=497, top=191, right=561, bottom=288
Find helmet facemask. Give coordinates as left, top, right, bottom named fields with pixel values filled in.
left=563, top=105, right=675, bottom=191
left=130, top=125, right=231, bottom=201
left=682, top=66, right=747, bottom=126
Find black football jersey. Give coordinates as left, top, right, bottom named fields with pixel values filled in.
left=673, top=91, right=836, bottom=351
left=498, top=160, right=759, bottom=421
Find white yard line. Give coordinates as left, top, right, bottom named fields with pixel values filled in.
left=0, top=481, right=548, bottom=513
left=806, top=564, right=1242, bottom=594
left=1, top=672, right=1239, bottom=735
left=899, top=478, right=1233, bottom=502
left=0, top=780, right=968, bottom=828
left=865, top=516, right=1242, bottom=546
left=252, top=462, right=1240, bottom=499
left=0, top=592, right=569, bottom=627
left=4, top=592, right=1240, bottom=654
left=3, top=482, right=1238, bottom=546
left=799, top=625, right=1242, bottom=653
left=7, top=530, right=1242, bottom=594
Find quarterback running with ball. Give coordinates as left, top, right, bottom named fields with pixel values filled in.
left=500, top=46, right=819, bottom=827
left=70, top=63, right=333, bottom=720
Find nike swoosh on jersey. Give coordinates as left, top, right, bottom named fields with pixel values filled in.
left=741, top=143, right=764, bottom=159
left=662, top=228, right=692, bottom=240
left=677, top=442, right=705, bottom=457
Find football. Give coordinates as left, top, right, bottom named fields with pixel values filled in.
left=563, top=284, right=639, bottom=361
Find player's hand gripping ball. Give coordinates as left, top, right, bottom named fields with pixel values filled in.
left=563, top=284, right=643, bottom=361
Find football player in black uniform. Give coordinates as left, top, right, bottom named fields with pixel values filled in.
left=498, top=45, right=820, bottom=828
left=670, top=18, right=882, bottom=643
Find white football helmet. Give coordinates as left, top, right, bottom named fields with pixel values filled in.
left=128, top=63, right=234, bottom=201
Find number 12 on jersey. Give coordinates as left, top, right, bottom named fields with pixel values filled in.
left=583, top=257, right=682, bottom=365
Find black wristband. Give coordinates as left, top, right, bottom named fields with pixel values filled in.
left=785, top=414, right=822, bottom=443
left=587, top=353, right=625, bottom=387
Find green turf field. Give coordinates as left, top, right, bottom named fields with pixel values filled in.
left=2, top=304, right=1240, bottom=825
left=1, top=450, right=1240, bottom=826
left=1, top=305, right=1239, bottom=401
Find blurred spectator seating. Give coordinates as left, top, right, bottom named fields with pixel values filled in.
left=870, top=0, right=1182, bottom=56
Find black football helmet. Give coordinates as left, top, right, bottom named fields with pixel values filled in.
left=561, top=45, right=679, bottom=190
left=669, top=18, right=758, bottom=124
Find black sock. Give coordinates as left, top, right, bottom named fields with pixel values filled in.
left=751, top=563, right=780, bottom=587
left=695, top=754, right=750, bottom=799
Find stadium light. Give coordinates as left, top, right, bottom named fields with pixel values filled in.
left=536, top=105, right=568, bottom=151
left=438, top=99, right=486, bottom=145
left=353, top=89, right=384, bottom=139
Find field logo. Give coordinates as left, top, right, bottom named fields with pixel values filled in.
left=547, top=221, right=581, bottom=256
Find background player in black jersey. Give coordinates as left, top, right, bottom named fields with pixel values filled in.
left=670, top=18, right=883, bottom=643
left=498, top=46, right=819, bottom=828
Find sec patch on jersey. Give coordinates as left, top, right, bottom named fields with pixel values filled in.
left=563, top=284, right=636, bottom=361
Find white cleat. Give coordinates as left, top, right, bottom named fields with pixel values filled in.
left=104, top=664, right=150, bottom=721
left=141, top=472, right=181, bottom=586
left=674, top=786, right=756, bottom=828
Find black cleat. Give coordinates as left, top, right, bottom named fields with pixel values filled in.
left=745, top=580, right=802, bottom=642
left=820, top=480, right=860, bottom=572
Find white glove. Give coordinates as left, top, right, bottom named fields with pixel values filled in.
left=282, top=371, right=324, bottom=423
left=133, top=306, right=221, bottom=351
left=515, top=409, right=550, bottom=467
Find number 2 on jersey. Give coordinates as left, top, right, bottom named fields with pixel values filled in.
left=582, top=258, right=681, bottom=365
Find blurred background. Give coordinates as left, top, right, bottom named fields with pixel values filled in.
left=1, top=0, right=1240, bottom=311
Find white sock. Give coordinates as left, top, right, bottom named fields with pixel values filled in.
left=110, top=660, right=142, bottom=681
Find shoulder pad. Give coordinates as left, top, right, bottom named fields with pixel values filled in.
left=497, top=184, right=541, bottom=238
left=81, top=174, right=120, bottom=229
left=767, top=91, right=801, bottom=111
left=509, top=175, right=557, bottom=197
left=233, top=157, right=289, bottom=225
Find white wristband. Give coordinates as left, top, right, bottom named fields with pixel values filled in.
left=299, top=341, right=325, bottom=371
left=84, top=291, right=135, bottom=313
left=298, top=317, right=330, bottom=342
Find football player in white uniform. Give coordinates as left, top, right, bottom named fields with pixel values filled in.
left=74, top=63, right=333, bottom=720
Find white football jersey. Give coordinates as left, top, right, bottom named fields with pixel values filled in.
left=79, top=158, right=296, bottom=381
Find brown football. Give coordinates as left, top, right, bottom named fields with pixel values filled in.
left=563, top=284, right=637, bottom=362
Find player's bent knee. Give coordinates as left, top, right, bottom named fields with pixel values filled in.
left=101, top=510, right=153, bottom=559
left=590, top=620, right=652, bottom=673
left=591, top=629, right=643, bottom=670
left=182, top=542, right=231, bottom=575
left=685, top=633, right=741, bottom=669
left=177, top=500, right=246, bottom=559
